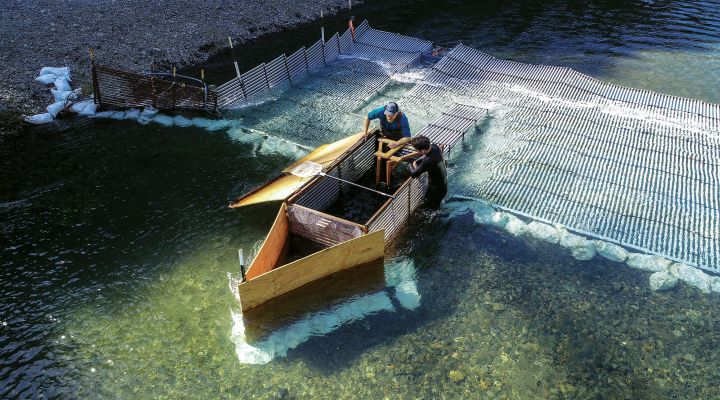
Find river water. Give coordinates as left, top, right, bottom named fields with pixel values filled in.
left=2, top=1, right=720, bottom=398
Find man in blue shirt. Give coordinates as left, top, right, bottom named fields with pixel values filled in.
left=363, top=102, right=411, bottom=149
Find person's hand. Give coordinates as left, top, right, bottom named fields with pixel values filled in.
left=388, top=142, right=398, bottom=148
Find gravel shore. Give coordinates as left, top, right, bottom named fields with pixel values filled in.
left=0, top=0, right=357, bottom=115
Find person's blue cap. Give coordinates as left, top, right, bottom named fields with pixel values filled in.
left=384, top=102, right=399, bottom=116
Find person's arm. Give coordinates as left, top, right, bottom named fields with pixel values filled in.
left=363, top=117, right=371, bottom=136
left=363, top=107, right=383, bottom=136
left=409, top=156, right=430, bottom=178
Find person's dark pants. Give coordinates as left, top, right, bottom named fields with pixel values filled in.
left=425, top=185, right=448, bottom=209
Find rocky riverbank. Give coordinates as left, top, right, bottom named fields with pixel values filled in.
left=0, top=0, right=359, bottom=115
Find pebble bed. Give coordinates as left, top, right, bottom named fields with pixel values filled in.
left=0, top=0, right=357, bottom=114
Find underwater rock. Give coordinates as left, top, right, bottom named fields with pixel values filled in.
left=669, top=263, right=712, bottom=293
left=526, top=221, right=560, bottom=244
left=504, top=214, right=527, bottom=236
left=593, top=240, right=628, bottom=263
left=626, top=253, right=672, bottom=272
left=649, top=270, right=678, bottom=291
left=448, top=370, right=465, bottom=382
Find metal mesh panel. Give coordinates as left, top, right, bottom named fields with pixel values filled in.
left=339, top=28, right=353, bottom=53
left=241, top=64, right=268, bottom=98
left=93, top=65, right=216, bottom=111
left=266, top=55, right=290, bottom=87
left=292, top=138, right=375, bottom=210
left=288, top=205, right=364, bottom=247
left=324, top=33, right=340, bottom=63
left=367, top=175, right=427, bottom=244
left=287, top=47, right=307, bottom=79
left=306, top=40, right=325, bottom=70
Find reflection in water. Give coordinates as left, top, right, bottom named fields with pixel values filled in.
left=230, top=258, right=421, bottom=364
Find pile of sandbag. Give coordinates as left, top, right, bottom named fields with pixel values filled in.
left=23, top=66, right=97, bottom=124
left=448, top=197, right=720, bottom=294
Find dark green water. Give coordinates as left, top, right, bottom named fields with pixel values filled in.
left=2, top=1, right=720, bottom=398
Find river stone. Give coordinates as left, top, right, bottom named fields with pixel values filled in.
left=669, top=263, right=712, bottom=293
left=593, top=240, right=628, bottom=262
left=526, top=221, right=560, bottom=244
left=649, top=270, right=678, bottom=291
left=626, top=253, right=672, bottom=272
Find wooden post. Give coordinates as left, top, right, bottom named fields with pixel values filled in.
left=89, top=49, right=102, bottom=105
left=283, top=54, right=291, bottom=81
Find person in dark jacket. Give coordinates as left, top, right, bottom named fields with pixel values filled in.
left=408, top=135, right=447, bottom=209
left=362, top=102, right=411, bottom=149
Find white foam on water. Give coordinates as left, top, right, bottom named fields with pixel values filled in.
left=230, top=292, right=395, bottom=364
left=230, top=257, right=421, bottom=364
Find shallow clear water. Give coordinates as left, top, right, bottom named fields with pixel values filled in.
left=2, top=0, right=720, bottom=398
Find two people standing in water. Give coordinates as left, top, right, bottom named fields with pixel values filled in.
left=364, top=102, right=447, bottom=209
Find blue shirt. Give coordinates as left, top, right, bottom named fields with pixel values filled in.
left=367, top=106, right=411, bottom=140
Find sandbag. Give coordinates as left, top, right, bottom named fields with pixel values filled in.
left=593, top=240, right=628, bottom=262
left=649, top=270, right=678, bottom=291
left=557, top=226, right=596, bottom=261
left=124, top=109, right=141, bottom=120
left=35, top=74, right=58, bottom=85
left=46, top=101, right=66, bottom=118
left=174, top=115, right=193, bottom=127
left=93, top=111, right=115, bottom=118
left=626, top=253, right=672, bottom=273
left=40, top=66, right=71, bottom=81
left=504, top=214, right=527, bottom=236
left=526, top=221, right=560, bottom=244
left=54, top=77, right=71, bottom=92
left=23, top=113, right=54, bottom=124
left=70, top=100, right=97, bottom=115
left=141, top=106, right=159, bottom=116
left=669, top=263, right=712, bottom=293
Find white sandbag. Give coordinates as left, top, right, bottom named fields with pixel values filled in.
left=93, top=111, right=115, bottom=118
left=70, top=100, right=97, bottom=115
left=54, top=77, right=71, bottom=92
left=468, top=201, right=495, bottom=225
left=152, top=114, right=175, bottom=127
left=556, top=226, right=596, bottom=261
left=488, top=211, right=509, bottom=229
left=570, top=247, right=596, bottom=261
left=173, top=115, right=192, bottom=127
left=109, top=111, right=126, bottom=119
left=626, top=254, right=672, bottom=273
left=191, top=117, right=232, bottom=131
left=504, top=214, right=527, bottom=236
left=23, top=113, right=54, bottom=124
left=40, top=66, right=71, bottom=81
left=593, top=240, right=628, bottom=262
left=649, top=270, right=678, bottom=291
left=669, top=263, right=712, bottom=293
left=46, top=101, right=66, bottom=118
left=526, top=221, right=560, bottom=244
left=124, top=109, right=141, bottom=120
left=35, top=73, right=58, bottom=85
left=50, top=88, right=80, bottom=102
left=711, top=277, right=720, bottom=293
left=141, top=106, right=159, bottom=116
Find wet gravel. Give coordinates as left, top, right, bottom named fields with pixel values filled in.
left=0, top=0, right=358, bottom=114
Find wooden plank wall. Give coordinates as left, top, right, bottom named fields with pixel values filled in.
left=245, top=203, right=289, bottom=280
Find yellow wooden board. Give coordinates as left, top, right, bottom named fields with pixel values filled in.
left=229, top=132, right=367, bottom=208
left=245, top=203, right=288, bottom=280
left=238, top=230, right=385, bottom=311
